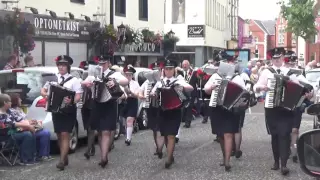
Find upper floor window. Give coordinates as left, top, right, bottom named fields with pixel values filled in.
left=70, top=0, right=85, bottom=4
left=116, top=0, right=126, bottom=17
left=139, top=0, right=148, bottom=21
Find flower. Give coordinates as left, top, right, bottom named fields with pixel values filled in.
left=196, top=69, right=205, bottom=77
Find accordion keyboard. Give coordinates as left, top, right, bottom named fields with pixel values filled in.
left=144, top=82, right=152, bottom=108
left=265, top=78, right=276, bottom=108
left=209, top=79, right=222, bottom=107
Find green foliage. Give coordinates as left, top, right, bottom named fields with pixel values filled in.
left=279, top=0, right=317, bottom=41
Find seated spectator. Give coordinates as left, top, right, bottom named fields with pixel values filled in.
left=9, top=93, right=53, bottom=161
left=3, top=55, right=18, bottom=70
left=0, top=94, right=37, bottom=165
left=23, top=55, right=35, bottom=67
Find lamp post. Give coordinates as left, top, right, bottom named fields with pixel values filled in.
left=168, top=29, right=175, bottom=38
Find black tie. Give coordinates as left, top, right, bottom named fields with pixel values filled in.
left=276, top=69, right=281, bottom=74
left=102, top=72, right=105, bottom=78
left=166, top=80, right=170, bottom=86
left=59, top=76, right=65, bottom=86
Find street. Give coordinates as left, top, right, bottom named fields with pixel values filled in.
left=0, top=103, right=316, bottom=180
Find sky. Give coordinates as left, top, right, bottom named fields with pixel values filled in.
left=239, top=0, right=281, bottom=20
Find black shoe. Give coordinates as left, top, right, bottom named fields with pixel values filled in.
left=292, top=156, right=298, bottom=163
left=56, top=162, right=65, bottom=171
left=271, top=163, right=280, bottom=170
left=175, top=137, right=179, bottom=143
left=165, top=157, right=175, bottom=169
left=157, top=151, right=163, bottom=159
left=235, top=150, right=243, bottom=159
left=225, top=165, right=231, bottom=172
left=202, top=117, right=208, bottom=124
left=84, top=152, right=90, bottom=160
left=98, top=159, right=108, bottom=168
left=183, top=123, right=190, bottom=128
left=89, top=145, right=95, bottom=156
left=307, top=103, right=320, bottom=115
left=281, top=167, right=290, bottom=176
left=125, top=139, right=131, bottom=146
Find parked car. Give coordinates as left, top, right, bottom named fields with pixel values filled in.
left=297, top=129, right=320, bottom=179
left=306, top=68, right=320, bottom=93
left=0, top=67, right=88, bottom=153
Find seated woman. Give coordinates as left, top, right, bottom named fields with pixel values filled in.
left=0, top=94, right=37, bottom=165
left=9, top=93, right=53, bottom=161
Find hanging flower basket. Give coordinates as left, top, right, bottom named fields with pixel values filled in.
left=162, top=32, right=179, bottom=52
left=0, top=9, right=35, bottom=55
left=141, top=28, right=155, bottom=43
left=89, top=24, right=118, bottom=56
left=124, top=25, right=136, bottom=44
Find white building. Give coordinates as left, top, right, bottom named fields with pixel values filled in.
left=0, top=0, right=164, bottom=67
left=164, top=0, right=231, bottom=66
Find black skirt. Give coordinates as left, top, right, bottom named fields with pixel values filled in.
left=209, top=106, right=240, bottom=136
left=293, top=110, right=303, bottom=129
left=159, top=108, right=181, bottom=136
left=265, top=107, right=294, bottom=135
left=52, top=106, right=77, bottom=133
left=123, top=98, right=138, bottom=118
left=90, top=100, right=118, bottom=131
left=146, top=107, right=159, bottom=131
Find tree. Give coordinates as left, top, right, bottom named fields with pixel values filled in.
left=278, top=0, right=317, bottom=41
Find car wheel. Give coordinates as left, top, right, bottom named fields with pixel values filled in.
left=114, top=120, right=121, bottom=140
left=69, top=126, right=78, bottom=153
left=137, top=109, right=147, bottom=130
left=133, top=121, right=139, bottom=133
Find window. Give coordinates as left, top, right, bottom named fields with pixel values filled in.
left=139, top=0, right=148, bottom=20
left=70, top=0, right=85, bottom=4
left=116, top=0, right=126, bottom=16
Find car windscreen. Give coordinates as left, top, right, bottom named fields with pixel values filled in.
left=306, top=71, right=320, bottom=83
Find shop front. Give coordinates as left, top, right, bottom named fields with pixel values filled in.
left=23, top=13, right=100, bottom=67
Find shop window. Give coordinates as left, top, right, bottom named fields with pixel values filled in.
left=69, top=43, right=87, bottom=67
left=116, top=0, right=126, bottom=17
left=139, top=0, right=148, bottom=21
left=44, top=42, right=67, bottom=66
left=28, top=41, right=42, bottom=66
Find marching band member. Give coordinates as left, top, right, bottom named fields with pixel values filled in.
left=253, top=47, right=309, bottom=175
left=122, top=65, right=140, bottom=145
left=81, top=55, right=128, bottom=168
left=282, top=51, right=313, bottom=163
left=139, top=63, right=163, bottom=155
left=40, top=55, right=83, bottom=171
left=204, top=51, right=246, bottom=172
left=181, top=60, right=194, bottom=128
left=151, top=59, right=193, bottom=168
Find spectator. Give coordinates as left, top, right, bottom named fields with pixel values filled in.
left=3, top=55, right=18, bottom=70
left=250, top=67, right=259, bottom=84
left=9, top=93, right=53, bottom=161
left=0, top=94, right=37, bottom=165
left=243, top=62, right=252, bottom=76
left=305, top=60, right=317, bottom=71
left=24, top=55, right=35, bottom=67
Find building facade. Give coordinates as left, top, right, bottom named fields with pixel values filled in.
left=275, top=14, right=296, bottom=52
left=0, top=0, right=165, bottom=67
left=164, top=0, right=231, bottom=67
left=227, top=0, right=239, bottom=49
left=248, top=19, right=276, bottom=59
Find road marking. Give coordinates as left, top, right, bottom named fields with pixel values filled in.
left=21, top=164, right=43, bottom=173
left=186, top=140, right=212, bottom=155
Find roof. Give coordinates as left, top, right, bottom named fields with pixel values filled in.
left=253, top=20, right=276, bottom=35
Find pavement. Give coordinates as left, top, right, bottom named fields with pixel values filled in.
left=0, top=103, right=317, bottom=180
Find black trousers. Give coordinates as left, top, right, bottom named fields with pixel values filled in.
left=271, top=133, right=291, bottom=167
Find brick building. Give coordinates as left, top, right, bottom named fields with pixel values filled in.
left=248, top=20, right=276, bottom=59
left=275, top=14, right=296, bottom=51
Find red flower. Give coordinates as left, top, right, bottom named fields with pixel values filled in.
left=79, top=61, right=86, bottom=69
left=203, top=74, right=211, bottom=81
left=54, top=56, right=59, bottom=61
left=196, top=69, right=205, bottom=77
left=284, top=57, right=289, bottom=63
left=93, top=56, right=99, bottom=63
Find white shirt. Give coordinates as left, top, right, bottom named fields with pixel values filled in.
left=84, top=69, right=127, bottom=84
left=151, top=77, right=191, bottom=94
left=128, top=80, right=140, bottom=95
left=43, top=73, right=83, bottom=94
left=204, top=73, right=246, bottom=91
left=140, top=80, right=150, bottom=96
left=240, top=72, right=250, bottom=82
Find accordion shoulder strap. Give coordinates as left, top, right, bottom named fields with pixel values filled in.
left=267, top=67, right=277, bottom=74
left=60, top=76, right=74, bottom=86
left=105, top=69, right=115, bottom=78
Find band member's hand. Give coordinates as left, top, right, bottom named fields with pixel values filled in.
left=64, top=97, right=72, bottom=104
left=258, top=86, right=269, bottom=92
left=150, top=92, right=156, bottom=97
left=85, top=81, right=94, bottom=88
left=28, top=120, right=37, bottom=125
left=139, top=95, right=146, bottom=100
left=27, top=125, right=36, bottom=134
left=210, top=84, right=217, bottom=90
left=120, top=94, right=126, bottom=99
left=107, top=80, right=115, bottom=88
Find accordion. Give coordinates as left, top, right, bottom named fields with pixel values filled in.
left=92, top=78, right=123, bottom=103
left=209, top=79, right=249, bottom=111
left=144, top=82, right=153, bottom=108
left=46, top=83, right=75, bottom=114
left=159, top=85, right=187, bottom=111
left=265, top=74, right=306, bottom=110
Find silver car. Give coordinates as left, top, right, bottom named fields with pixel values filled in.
left=0, top=67, right=88, bottom=153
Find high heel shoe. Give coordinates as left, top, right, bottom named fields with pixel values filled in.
left=235, top=150, right=243, bottom=159
left=165, top=157, right=175, bottom=169
left=225, top=165, right=231, bottom=172
left=125, top=139, right=131, bottom=146
left=98, top=159, right=108, bottom=168
left=271, top=163, right=279, bottom=170
left=157, top=151, right=163, bottom=159
left=56, top=162, right=65, bottom=171
left=281, top=166, right=290, bottom=175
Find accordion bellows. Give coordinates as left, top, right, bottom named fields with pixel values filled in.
left=46, top=83, right=75, bottom=113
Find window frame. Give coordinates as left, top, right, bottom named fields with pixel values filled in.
left=115, top=0, right=126, bottom=17
left=70, top=0, right=85, bottom=5
left=139, top=0, right=148, bottom=21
